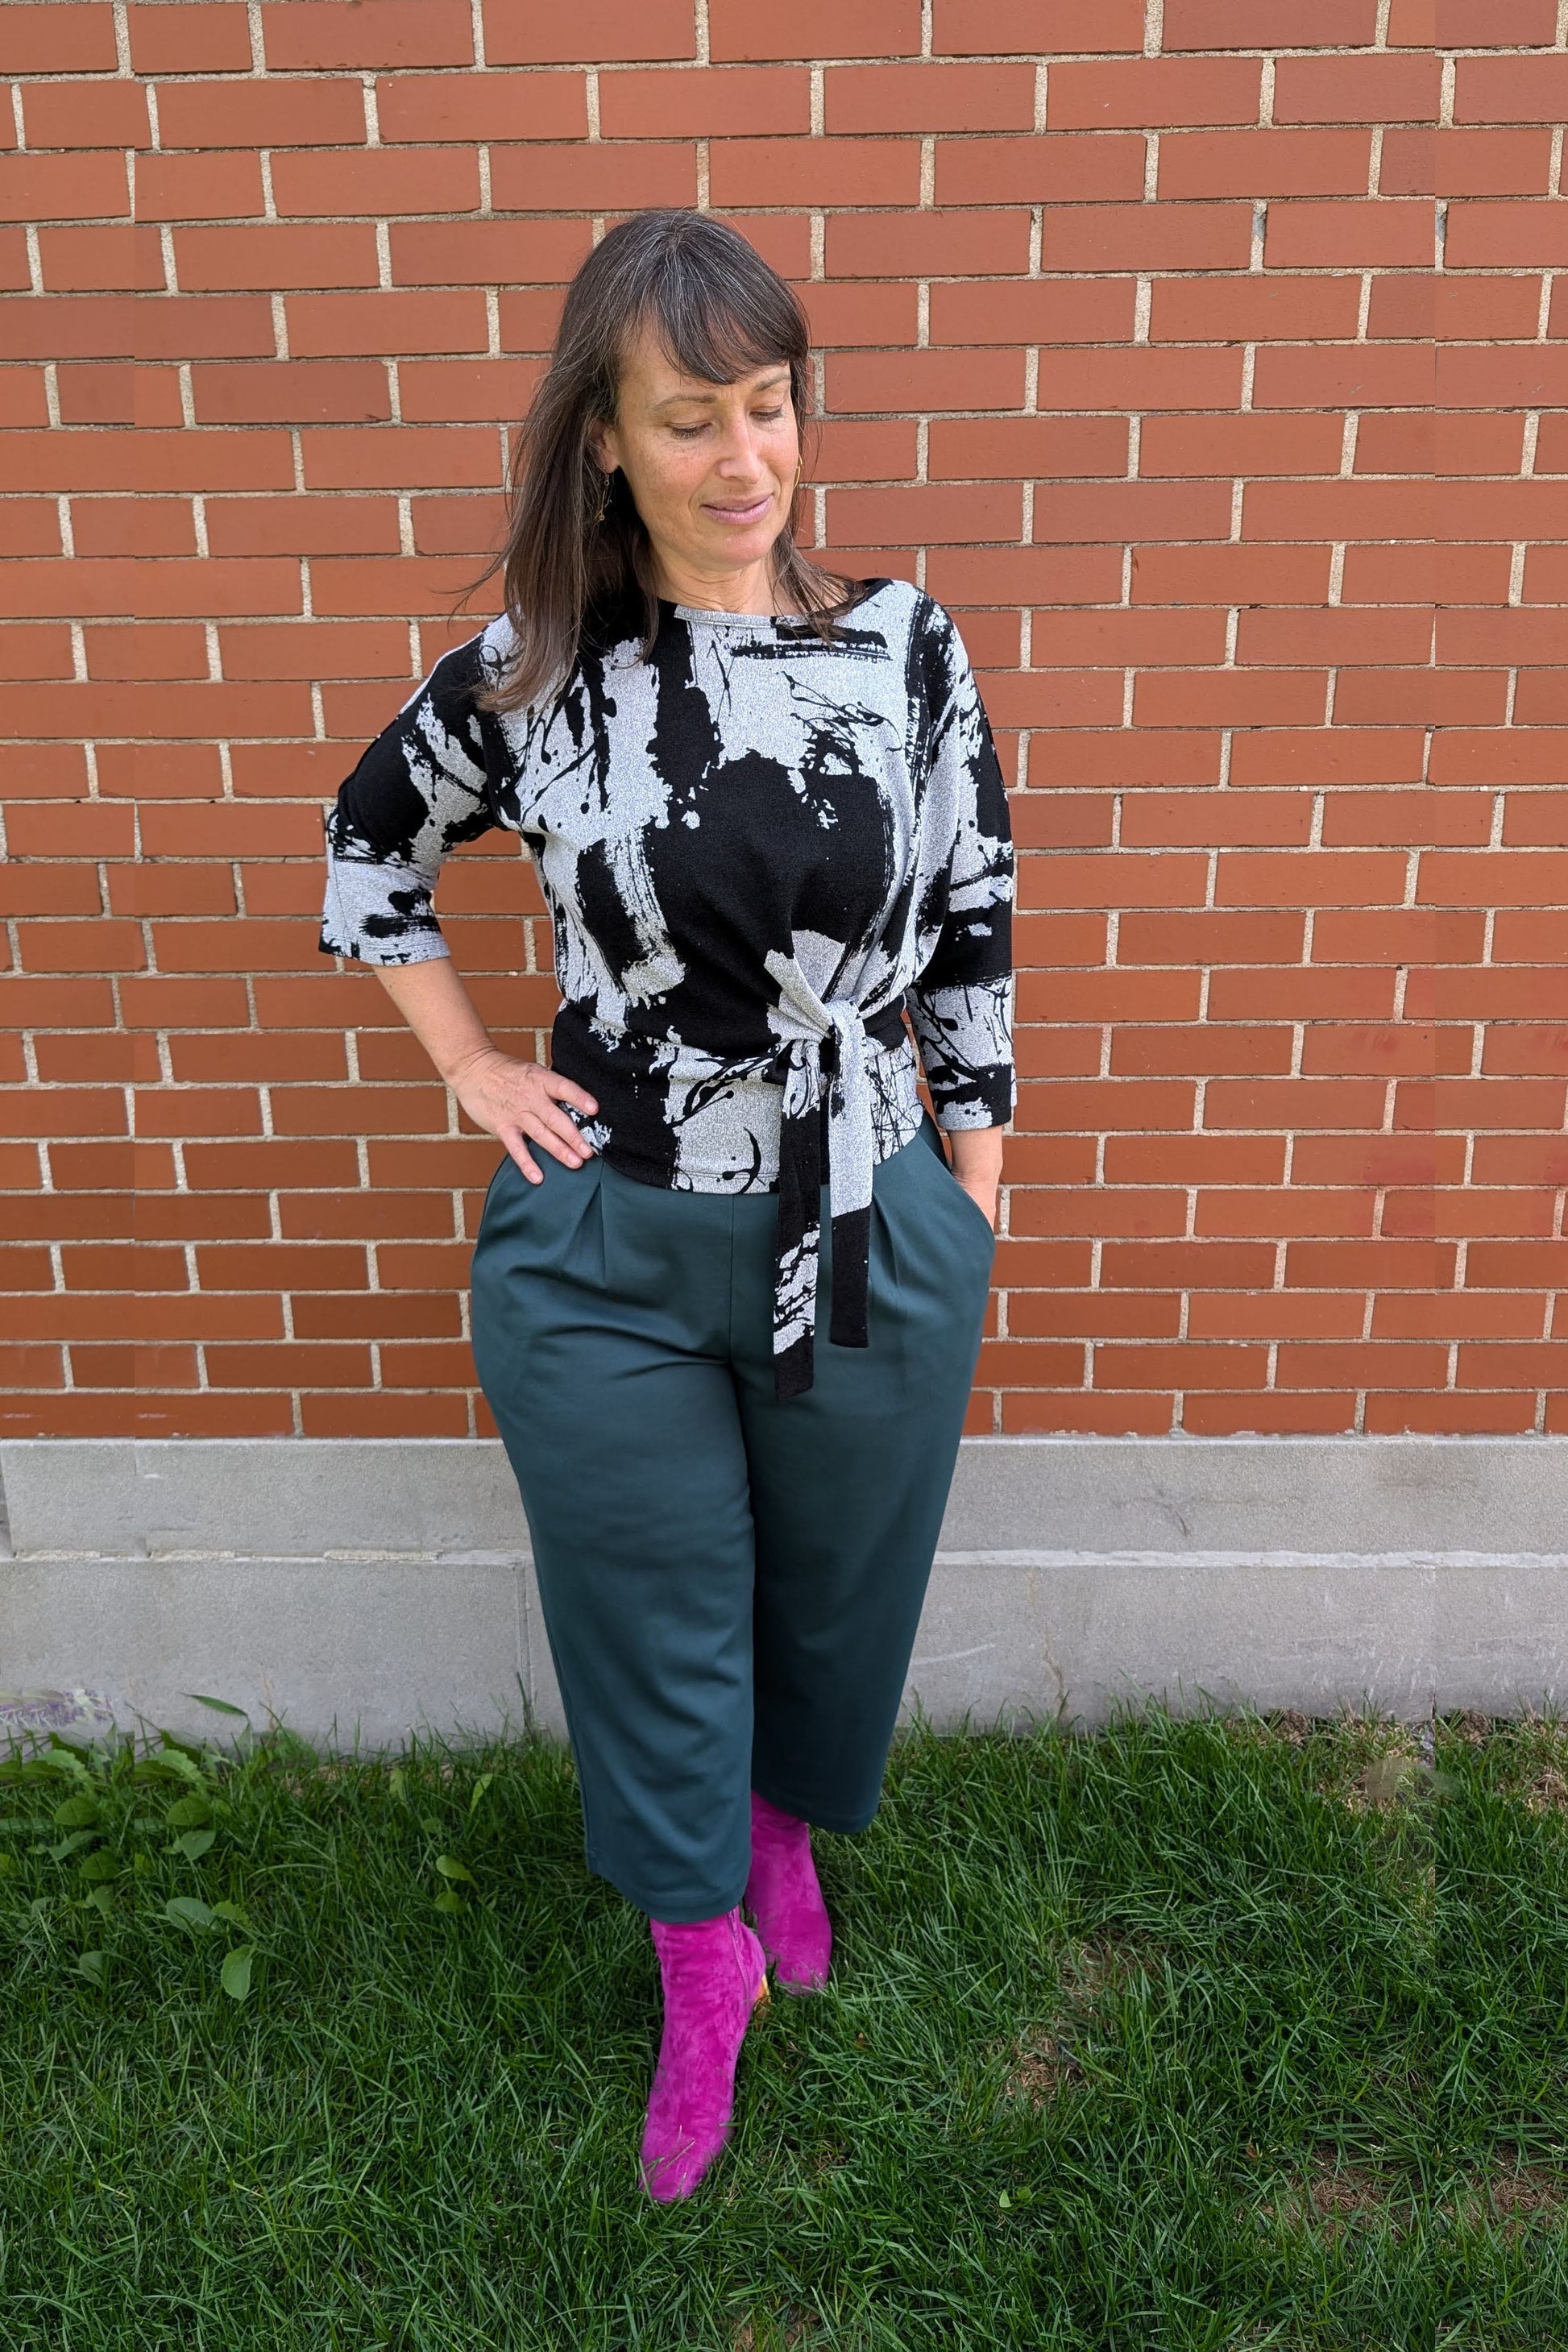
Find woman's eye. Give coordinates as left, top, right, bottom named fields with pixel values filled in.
left=670, top=408, right=787, bottom=440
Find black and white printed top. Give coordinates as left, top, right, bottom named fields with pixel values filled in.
left=318, top=573, right=1015, bottom=1400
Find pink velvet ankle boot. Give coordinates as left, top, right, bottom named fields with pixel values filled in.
left=743, top=1790, right=832, bottom=1993
left=640, top=1906, right=770, bottom=2204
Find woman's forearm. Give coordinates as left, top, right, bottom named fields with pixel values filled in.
left=371, top=953, right=496, bottom=1086
left=947, top=1123, right=1005, bottom=1188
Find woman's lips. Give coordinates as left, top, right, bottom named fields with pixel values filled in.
left=703, top=492, right=773, bottom=524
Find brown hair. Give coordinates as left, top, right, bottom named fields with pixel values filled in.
left=456, top=208, right=869, bottom=720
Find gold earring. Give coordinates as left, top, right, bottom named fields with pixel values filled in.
left=593, top=469, right=612, bottom=524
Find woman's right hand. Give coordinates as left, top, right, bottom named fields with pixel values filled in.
left=449, top=1046, right=599, bottom=1183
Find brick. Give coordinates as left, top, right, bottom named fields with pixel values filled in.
left=1205, top=1078, right=1391, bottom=1130
left=1429, top=732, right=1568, bottom=788
left=1187, top=1296, right=1364, bottom=1341
left=1185, top=1396, right=1359, bottom=1435
left=0, top=5, right=117, bottom=72
left=1422, top=0, right=1558, bottom=39
left=378, top=71, right=586, bottom=142
left=1216, top=852, right=1408, bottom=909
left=1149, top=276, right=1363, bottom=345
left=1492, top=912, right=1568, bottom=962
left=1289, top=1241, right=1458, bottom=1288
left=1101, top=1242, right=1277, bottom=1290
left=1382, top=128, right=1556, bottom=198
left=1000, top=1394, right=1175, bottom=1436
left=1371, top=1395, right=1542, bottom=1435
left=1014, top=968, right=1203, bottom=1022
left=1047, top=59, right=1262, bottom=131
left=711, top=137, right=916, bottom=208
left=1008, top=1188, right=1186, bottom=1240
left=1030, top=732, right=1222, bottom=788
left=935, top=135, right=1145, bottom=207
left=1299, top=1025, right=1472, bottom=1078
left=1163, top=1, right=1378, bottom=44
left=1027, top=611, right=1226, bottom=667
left=824, top=63, right=1034, bottom=135
left=1446, top=201, right=1568, bottom=269
left=1205, top=969, right=1399, bottom=1023
left=1370, top=275, right=1543, bottom=343
left=127, top=3, right=254, bottom=73
left=1117, top=911, right=1305, bottom=965
left=1032, top=483, right=1234, bottom=545
left=1237, top=609, right=1435, bottom=668
left=1123, top=794, right=1316, bottom=851
left=933, top=417, right=1129, bottom=481
left=1436, top=610, right=1567, bottom=668
left=1419, top=852, right=1568, bottom=907
left=1468, top=1242, right=1568, bottom=1288
left=1273, top=56, right=1441, bottom=127
left=1159, top=131, right=1371, bottom=200
left=934, top=280, right=1135, bottom=349
left=1357, top=413, right=1523, bottom=478
left=1277, top=1343, right=1450, bottom=1389
left=1133, top=671, right=1327, bottom=728
left=1010, top=1294, right=1182, bottom=1342
left=1454, top=56, right=1568, bottom=127
left=261, top=0, right=472, bottom=69
left=1250, top=346, right=1435, bottom=411
left=1502, top=794, right=1568, bottom=848
left=1385, top=1187, right=1557, bottom=1238
left=270, top=149, right=483, bottom=219
left=827, top=208, right=1034, bottom=278
left=935, top=0, right=1144, bottom=52
left=1015, top=852, right=1208, bottom=911
left=1130, top=545, right=1331, bottom=607
left=156, top=79, right=368, bottom=152
left=1102, top=1136, right=1286, bottom=1184
left=1321, top=791, right=1492, bottom=848
left=1290, top=1134, right=1465, bottom=1185
left=832, top=346, right=1027, bottom=416
left=1197, top=1186, right=1380, bottom=1232
left=19, top=84, right=151, bottom=152
left=1396, top=1076, right=1567, bottom=1130
left=1110, top=1026, right=1293, bottom=1077
left=1458, top=1344, right=1568, bottom=1389
left=1035, top=348, right=1245, bottom=411
left=1138, top=414, right=1343, bottom=479
left=1039, top=202, right=1251, bottom=272
left=1372, top=1296, right=1548, bottom=1342
left=695, top=0, right=886, bottom=61
left=1097, top=1345, right=1271, bottom=1392
left=1265, top=201, right=1434, bottom=271
left=174, top=225, right=380, bottom=293
left=606, top=65, right=812, bottom=138
left=1342, top=545, right=1509, bottom=607
left=1313, top=910, right=1486, bottom=963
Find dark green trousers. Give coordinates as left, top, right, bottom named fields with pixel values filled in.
left=469, top=1110, right=994, bottom=1923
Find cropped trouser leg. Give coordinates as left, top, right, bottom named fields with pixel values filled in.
left=468, top=1112, right=994, bottom=1925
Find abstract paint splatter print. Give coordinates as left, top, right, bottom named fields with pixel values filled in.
left=320, top=575, right=1014, bottom=1398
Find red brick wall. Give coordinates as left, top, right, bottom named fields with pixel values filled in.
left=2, top=0, right=1565, bottom=1442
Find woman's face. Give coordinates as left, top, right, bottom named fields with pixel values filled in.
left=590, top=321, right=800, bottom=592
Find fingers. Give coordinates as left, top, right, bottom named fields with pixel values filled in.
left=508, top=1132, right=542, bottom=1185
left=538, top=1070, right=599, bottom=1121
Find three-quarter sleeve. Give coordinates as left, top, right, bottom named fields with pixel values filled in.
left=318, top=633, right=500, bottom=966
left=905, top=600, right=1016, bottom=1130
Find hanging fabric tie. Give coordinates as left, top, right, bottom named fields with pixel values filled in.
left=764, top=958, right=909, bottom=1402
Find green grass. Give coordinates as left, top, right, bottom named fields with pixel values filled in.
left=1, top=1704, right=1564, bottom=2352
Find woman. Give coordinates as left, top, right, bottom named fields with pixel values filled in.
left=317, top=209, right=1015, bottom=2202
